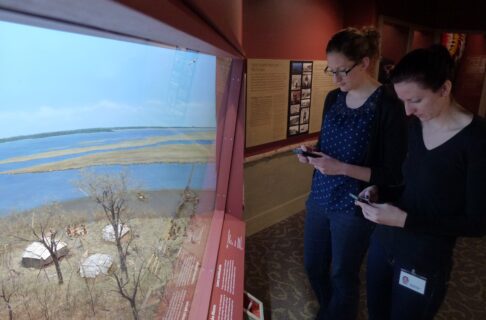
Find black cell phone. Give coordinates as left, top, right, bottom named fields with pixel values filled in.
left=348, top=193, right=371, bottom=204
left=293, top=148, right=322, bottom=158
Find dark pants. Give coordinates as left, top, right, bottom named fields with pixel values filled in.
left=304, top=199, right=374, bottom=320
left=366, top=228, right=453, bottom=320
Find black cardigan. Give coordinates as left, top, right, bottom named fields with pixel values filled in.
left=316, top=86, right=408, bottom=188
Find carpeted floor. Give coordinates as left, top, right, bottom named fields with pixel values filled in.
left=244, top=211, right=486, bottom=320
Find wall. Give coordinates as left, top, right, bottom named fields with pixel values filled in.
left=381, top=22, right=409, bottom=64
left=342, top=0, right=377, bottom=28
left=411, top=30, right=436, bottom=49
left=454, top=34, right=486, bottom=114
left=377, top=0, right=486, bottom=31
left=245, top=152, right=314, bottom=235
left=243, top=0, right=343, bottom=60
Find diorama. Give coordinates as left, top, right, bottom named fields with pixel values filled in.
left=0, top=20, right=218, bottom=319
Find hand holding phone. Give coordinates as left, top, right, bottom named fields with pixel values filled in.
left=293, top=148, right=322, bottom=158
left=349, top=193, right=372, bottom=205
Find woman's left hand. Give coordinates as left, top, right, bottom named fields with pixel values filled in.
left=355, top=201, right=407, bottom=227
left=308, top=153, right=345, bottom=175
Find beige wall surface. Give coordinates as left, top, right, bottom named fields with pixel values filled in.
left=244, top=152, right=314, bottom=236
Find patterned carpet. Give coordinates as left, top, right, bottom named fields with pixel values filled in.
left=244, top=211, right=486, bottom=320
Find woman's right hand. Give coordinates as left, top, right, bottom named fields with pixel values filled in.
left=359, top=185, right=379, bottom=203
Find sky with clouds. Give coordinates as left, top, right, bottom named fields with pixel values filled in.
left=0, top=20, right=216, bottom=138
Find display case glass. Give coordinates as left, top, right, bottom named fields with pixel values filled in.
left=0, top=19, right=223, bottom=319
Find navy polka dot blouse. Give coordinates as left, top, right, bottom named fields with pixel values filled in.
left=309, top=86, right=382, bottom=213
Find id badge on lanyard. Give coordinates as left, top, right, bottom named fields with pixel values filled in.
left=399, top=269, right=427, bottom=295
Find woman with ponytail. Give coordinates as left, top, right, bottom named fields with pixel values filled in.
left=296, top=27, right=407, bottom=320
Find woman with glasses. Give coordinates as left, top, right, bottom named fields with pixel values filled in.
left=356, top=45, right=486, bottom=320
left=296, top=27, right=407, bottom=320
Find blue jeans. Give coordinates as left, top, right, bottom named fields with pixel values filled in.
left=304, top=199, right=374, bottom=320
left=366, top=227, right=452, bottom=320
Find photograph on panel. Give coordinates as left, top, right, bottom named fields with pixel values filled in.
left=302, top=72, right=312, bottom=88
left=291, top=61, right=303, bottom=74
left=303, top=62, right=312, bottom=73
left=301, top=99, right=310, bottom=108
left=291, top=74, right=302, bottom=90
left=300, top=108, right=310, bottom=124
left=290, top=104, right=301, bottom=115
left=291, top=90, right=301, bottom=104
left=288, top=125, right=299, bottom=136
left=302, top=88, right=311, bottom=99
left=299, top=124, right=309, bottom=133
left=289, top=115, right=300, bottom=126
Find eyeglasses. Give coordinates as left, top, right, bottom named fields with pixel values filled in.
left=324, top=62, right=359, bottom=77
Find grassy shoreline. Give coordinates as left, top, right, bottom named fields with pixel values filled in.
left=0, top=131, right=215, bottom=165
left=0, top=143, right=215, bottom=174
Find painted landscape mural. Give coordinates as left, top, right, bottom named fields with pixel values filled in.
left=0, top=20, right=217, bottom=319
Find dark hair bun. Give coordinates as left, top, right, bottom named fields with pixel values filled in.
left=326, top=26, right=380, bottom=61
left=362, top=26, right=380, bottom=58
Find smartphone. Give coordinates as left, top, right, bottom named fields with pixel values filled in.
left=348, top=193, right=371, bottom=204
left=292, top=148, right=322, bottom=158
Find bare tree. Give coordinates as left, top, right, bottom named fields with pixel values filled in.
left=36, top=229, right=64, bottom=285
left=77, top=172, right=131, bottom=279
left=77, top=171, right=150, bottom=319
left=17, top=207, right=66, bottom=285
left=112, top=260, right=146, bottom=320
left=0, top=276, right=17, bottom=320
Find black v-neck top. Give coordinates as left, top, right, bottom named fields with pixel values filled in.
left=399, top=115, right=486, bottom=237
